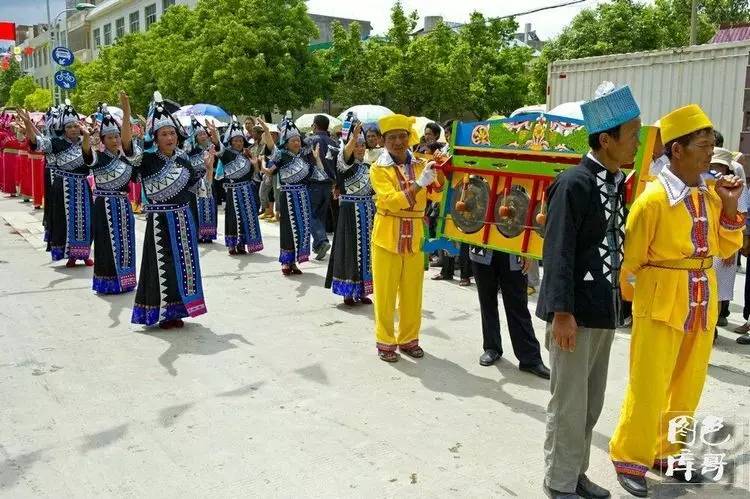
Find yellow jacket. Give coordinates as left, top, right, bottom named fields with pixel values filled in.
left=623, top=172, right=744, bottom=332
left=370, top=150, right=441, bottom=254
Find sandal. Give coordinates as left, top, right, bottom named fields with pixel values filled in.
left=358, top=297, right=373, bottom=305
left=158, top=320, right=176, bottom=330
left=291, top=266, right=302, bottom=275
left=344, top=297, right=356, bottom=306
left=281, top=266, right=292, bottom=276
left=84, top=258, right=94, bottom=267
left=378, top=350, right=399, bottom=363
left=458, top=278, right=471, bottom=286
left=400, top=345, right=424, bottom=358
left=65, top=258, right=77, bottom=268
left=174, top=319, right=185, bottom=328
left=228, top=249, right=237, bottom=255
left=236, top=246, right=247, bottom=255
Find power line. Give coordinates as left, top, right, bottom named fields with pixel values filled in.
left=497, top=0, right=589, bottom=19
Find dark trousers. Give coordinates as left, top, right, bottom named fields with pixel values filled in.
left=441, top=243, right=472, bottom=280
left=720, top=300, right=730, bottom=319
left=472, top=251, right=542, bottom=367
left=308, top=182, right=331, bottom=250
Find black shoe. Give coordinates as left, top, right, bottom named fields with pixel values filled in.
left=315, top=241, right=331, bottom=260
left=669, top=469, right=703, bottom=484
left=576, top=475, right=610, bottom=498
left=479, top=349, right=501, bottom=366
left=738, top=334, right=750, bottom=344
left=520, top=362, right=551, bottom=380
left=717, top=317, right=729, bottom=327
left=616, top=473, right=647, bottom=497
left=543, top=484, right=581, bottom=498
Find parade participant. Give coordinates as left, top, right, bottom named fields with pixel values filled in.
left=306, top=115, right=338, bottom=260
left=370, top=114, right=444, bottom=363
left=249, top=121, right=275, bottom=220
left=610, top=105, right=744, bottom=497
left=363, top=125, right=383, bottom=165
left=536, top=82, right=641, bottom=499
left=213, top=116, right=263, bottom=255
left=186, top=118, right=217, bottom=243
left=41, top=106, right=61, bottom=251
left=324, top=122, right=375, bottom=306
left=469, top=248, right=550, bottom=379
left=131, top=92, right=207, bottom=329
left=90, top=94, right=140, bottom=294
left=19, top=101, right=95, bottom=267
left=265, top=117, right=320, bottom=275
left=709, top=147, right=747, bottom=335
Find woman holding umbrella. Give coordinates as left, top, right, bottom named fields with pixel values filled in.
left=211, top=115, right=263, bottom=255
left=18, top=101, right=96, bottom=267
left=90, top=92, right=140, bottom=294
left=186, top=117, right=217, bottom=243
left=131, top=91, right=207, bottom=329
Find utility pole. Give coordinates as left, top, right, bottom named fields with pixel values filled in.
left=46, top=0, right=58, bottom=105
left=690, top=0, right=698, bottom=45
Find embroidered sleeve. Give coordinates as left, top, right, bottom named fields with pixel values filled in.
left=33, top=135, right=52, bottom=154
left=337, top=149, right=355, bottom=173
left=720, top=212, right=745, bottom=230
left=124, top=141, right=143, bottom=167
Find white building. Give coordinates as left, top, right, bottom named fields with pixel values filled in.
left=16, top=25, right=54, bottom=90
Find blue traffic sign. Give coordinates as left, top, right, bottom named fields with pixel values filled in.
left=54, top=70, right=77, bottom=90
left=52, top=46, right=74, bottom=66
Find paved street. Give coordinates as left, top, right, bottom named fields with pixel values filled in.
left=0, top=194, right=748, bottom=498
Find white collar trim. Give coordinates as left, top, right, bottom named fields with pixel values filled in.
left=658, top=166, right=707, bottom=206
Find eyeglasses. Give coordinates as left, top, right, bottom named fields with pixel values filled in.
left=385, top=132, right=409, bottom=142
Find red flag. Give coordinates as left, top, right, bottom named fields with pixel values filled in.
left=0, top=22, right=15, bottom=42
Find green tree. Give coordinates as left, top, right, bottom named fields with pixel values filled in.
left=7, top=76, right=38, bottom=107
left=23, top=88, right=53, bottom=111
left=0, top=59, right=25, bottom=106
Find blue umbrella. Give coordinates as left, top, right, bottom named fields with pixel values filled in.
left=186, top=103, right=231, bottom=122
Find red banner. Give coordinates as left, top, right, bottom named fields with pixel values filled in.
left=0, top=22, right=16, bottom=42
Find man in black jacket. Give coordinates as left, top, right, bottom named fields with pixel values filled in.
left=306, top=115, right=339, bottom=260
left=536, top=83, right=641, bottom=499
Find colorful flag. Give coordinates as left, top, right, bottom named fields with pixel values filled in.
left=0, top=22, right=16, bottom=55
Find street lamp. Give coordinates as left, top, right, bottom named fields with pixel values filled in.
left=46, top=1, right=96, bottom=104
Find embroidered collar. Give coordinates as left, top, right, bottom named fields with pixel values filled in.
left=586, top=151, right=624, bottom=186
left=658, top=166, right=707, bottom=207
left=377, top=149, right=414, bottom=167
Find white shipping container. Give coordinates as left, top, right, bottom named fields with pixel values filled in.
left=548, top=40, right=750, bottom=152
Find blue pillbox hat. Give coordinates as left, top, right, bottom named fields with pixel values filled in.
left=581, top=82, right=640, bottom=134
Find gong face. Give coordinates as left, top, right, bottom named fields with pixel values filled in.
left=494, top=185, right=530, bottom=238
left=450, top=176, right=489, bottom=234
left=532, top=201, right=546, bottom=238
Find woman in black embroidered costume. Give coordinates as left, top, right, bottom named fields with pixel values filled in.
left=325, top=122, right=375, bottom=305
left=265, top=117, right=322, bottom=275
left=213, top=116, right=263, bottom=255
left=131, top=92, right=207, bottom=329
left=41, top=105, right=61, bottom=252
left=186, top=118, right=217, bottom=243
left=90, top=93, right=141, bottom=294
left=19, top=101, right=95, bottom=267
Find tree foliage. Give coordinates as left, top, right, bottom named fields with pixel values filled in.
left=7, top=76, right=38, bottom=108
left=24, top=88, right=53, bottom=111
left=0, top=59, right=24, bottom=106
left=71, top=0, right=324, bottom=116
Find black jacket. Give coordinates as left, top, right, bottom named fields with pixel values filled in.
left=305, top=131, right=339, bottom=184
left=535, top=155, right=626, bottom=330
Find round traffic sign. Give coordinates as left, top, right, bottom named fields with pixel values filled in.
left=54, top=70, right=77, bottom=90
left=52, top=46, right=74, bottom=66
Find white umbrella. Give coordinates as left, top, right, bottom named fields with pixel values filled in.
left=337, top=105, right=394, bottom=124
left=295, top=113, right=342, bottom=133
left=547, top=101, right=585, bottom=121
left=176, top=114, right=227, bottom=128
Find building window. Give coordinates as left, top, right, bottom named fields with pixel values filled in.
left=103, top=23, right=112, bottom=45
left=129, top=11, right=140, bottom=33
left=162, top=0, right=175, bottom=11
left=44, top=77, right=49, bottom=89
left=93, top=27, right=101, bottom=48
left=115, top=17, right=125, bottom=39
left=145, top=4, right=157, bottom=29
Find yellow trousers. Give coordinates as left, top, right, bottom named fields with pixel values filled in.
left=372, top=243, right=424, bottom=351
left=609, top=318, right=714, bottom=476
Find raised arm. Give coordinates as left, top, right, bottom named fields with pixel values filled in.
left=119, top=91, right=133, bottom=155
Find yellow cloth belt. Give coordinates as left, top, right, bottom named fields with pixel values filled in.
left=646, top=257, right=713, bottom=271
left=376, top=209, right=424, bottom=219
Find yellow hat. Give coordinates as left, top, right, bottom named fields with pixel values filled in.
left=659, top=104, right=713, bottom=144
left=378, top=114, right=420, bottom=146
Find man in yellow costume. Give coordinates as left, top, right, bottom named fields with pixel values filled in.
left=610, top=105, right=745, bottom=497
left=370, top=114, right=444, bottom=362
